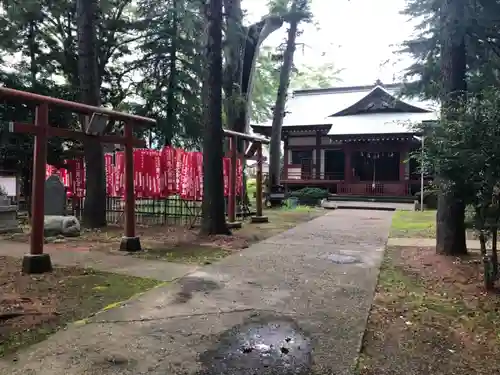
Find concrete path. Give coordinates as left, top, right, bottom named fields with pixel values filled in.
left=0, top=241, right=197, bottom=282
left=0, top=210, right=393, bottom=375
left=388, top=237, right=482, bottom=249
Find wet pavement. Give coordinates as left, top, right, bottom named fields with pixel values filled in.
left=197, top=315, right=312, bottom=375
left=0, top=210, right=393, bottom=375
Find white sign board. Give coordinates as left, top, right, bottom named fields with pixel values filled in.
left=0, top=176, right=17, bottom=196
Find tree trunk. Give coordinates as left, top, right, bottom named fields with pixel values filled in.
left=76, top=0, right=107, bottom=228
left=26, top=19, right=37, bottom=218
left=200, top=0, right=230, bottom=235
left=436, top=0, right=467, bottom=255
left=269, top=10, right=299, bottom=189
left=223, top=0, right=244, bottom=132
left=165, top=0, right=178, bottom=146
left=223, top=0, right=250, bottom=205
left=222, top=4, right=282, bottom=205
left=28, top=20, right=37, bottom=89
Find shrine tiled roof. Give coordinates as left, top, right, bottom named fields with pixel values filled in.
left=327, top=112, right=437, bottom=136
left=251, top=82, right=439, bottom=136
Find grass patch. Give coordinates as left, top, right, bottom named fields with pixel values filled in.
left=246, top=178, right=257, bottom=199
left=134, top=244, right=232, bottom=265
left=358, top=246, right=500, bottom=374
left=390, top=210, right=436, bottom=238
left=0, top=256, right=160, bottom=357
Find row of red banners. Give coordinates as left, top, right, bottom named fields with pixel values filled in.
left=46, top=147, right=243, bottom=200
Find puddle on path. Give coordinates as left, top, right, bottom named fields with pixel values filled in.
left=198, top=315, right=312, bottom=375
left=326, top=253, right=361, bottom=264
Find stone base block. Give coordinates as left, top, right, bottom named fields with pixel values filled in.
left=250, top=216, right=269, bottom=224
left=226, top=221, right=243, bottom=229
left=0, top=227, right=23, bottom=234
left=119, top=236, right=142, bottom=252
left=22, top=253, right=53, bottom=274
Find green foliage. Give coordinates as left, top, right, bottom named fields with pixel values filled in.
left=135, top=0, right=205, bottom=148
left=0, top=0, right=206, bottom=170
left=290, top=187, right=328, bottom=205
left=400, top=0, right=500, bottom=99
left=291, top=62, right=341, bottom=90
left=251, top=0, right=339, bottom=124
left=419, top=90, right=500, bottom=203
left=414, top=189, right=438, bottom=209
left=252, top=47, right=282, bottom=123
left=252, top=50, right=340, bottom=123
left=246, top=177, right=257, bottom=198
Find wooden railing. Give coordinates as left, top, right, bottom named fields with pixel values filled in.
left=283, top=168, right=344, bottom=181
left=338, top=182, right=411, bottom=196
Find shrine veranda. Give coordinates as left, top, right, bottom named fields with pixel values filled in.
left=45, top=147, right=247, bottom=227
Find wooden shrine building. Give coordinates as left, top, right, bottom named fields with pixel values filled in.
left=251, top=81, right=438, bottom=197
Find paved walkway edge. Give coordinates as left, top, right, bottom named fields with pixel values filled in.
left=0, top=240, right=197, bottom=282
left=388, top=237, right=482, bottom=249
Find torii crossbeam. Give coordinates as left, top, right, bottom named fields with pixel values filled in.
left=1, top=87, right=156, bottom=274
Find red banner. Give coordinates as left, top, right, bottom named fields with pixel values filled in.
left=104, top=154, right=114, bottom=196
left=45, top=147, right=244, bottom=200
left=115, top=152, right=124, bottom=197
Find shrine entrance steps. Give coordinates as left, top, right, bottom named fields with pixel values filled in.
left=0, top=209, right=393, bottom=375
left=327, top=194, right=415, bottom=204
left=323, top=199, right=414, bottom=211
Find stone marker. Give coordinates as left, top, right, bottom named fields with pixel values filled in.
left=44, top=174, right=67, bottom=216
left=0, top=195, right=20, bottom=233
left=44, top=215, right=81, bottom=237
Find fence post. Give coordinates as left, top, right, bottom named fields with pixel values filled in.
left=227, top=135, right=241, bottom=228
left=120, top=121, right=141, bottom=251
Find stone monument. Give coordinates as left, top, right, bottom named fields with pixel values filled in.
left=0, top=192, right=19, bottom=234
left=43, top=174, right=81, bottom=237
left=44, top=175, right=66, bottom=216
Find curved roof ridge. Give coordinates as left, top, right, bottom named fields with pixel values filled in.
left=328, top=85, right=430, bottom=117
left=293, top=82, right=403, bottom=96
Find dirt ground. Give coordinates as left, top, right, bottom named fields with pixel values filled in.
left=0, top=257, right=160, bottom=358
left=2, top=207, right=324, bottom=264
left=358, top=246, right=500, bottom=375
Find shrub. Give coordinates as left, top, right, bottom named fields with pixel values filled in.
left=246, top=178, right=256, bottom=188
left=290, top=187, right=328, bottom=206
left=246, top=178, right=257, bottom=199
left=414, top=189, right=438, bottom=209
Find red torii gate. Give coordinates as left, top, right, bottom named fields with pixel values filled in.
left=1, top=87, right=156, bottom=274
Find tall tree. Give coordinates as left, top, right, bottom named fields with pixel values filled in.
left=76, top=0, right=107, bottom=228
left=435, top=0, right=468, bottom=255
left=401, top=0, right=500, bottom=99
left=268, top=0, right=311, bottom=190
left=399, top=0, right=500, bottom=255
left=136, top=0, right=206, bottom=148
left=222, top=0, right=283, bottom=136
left=200, top=0, right=229, bottom=235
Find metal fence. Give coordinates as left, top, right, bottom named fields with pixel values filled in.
left=68, top=196, right=256, bottom=228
